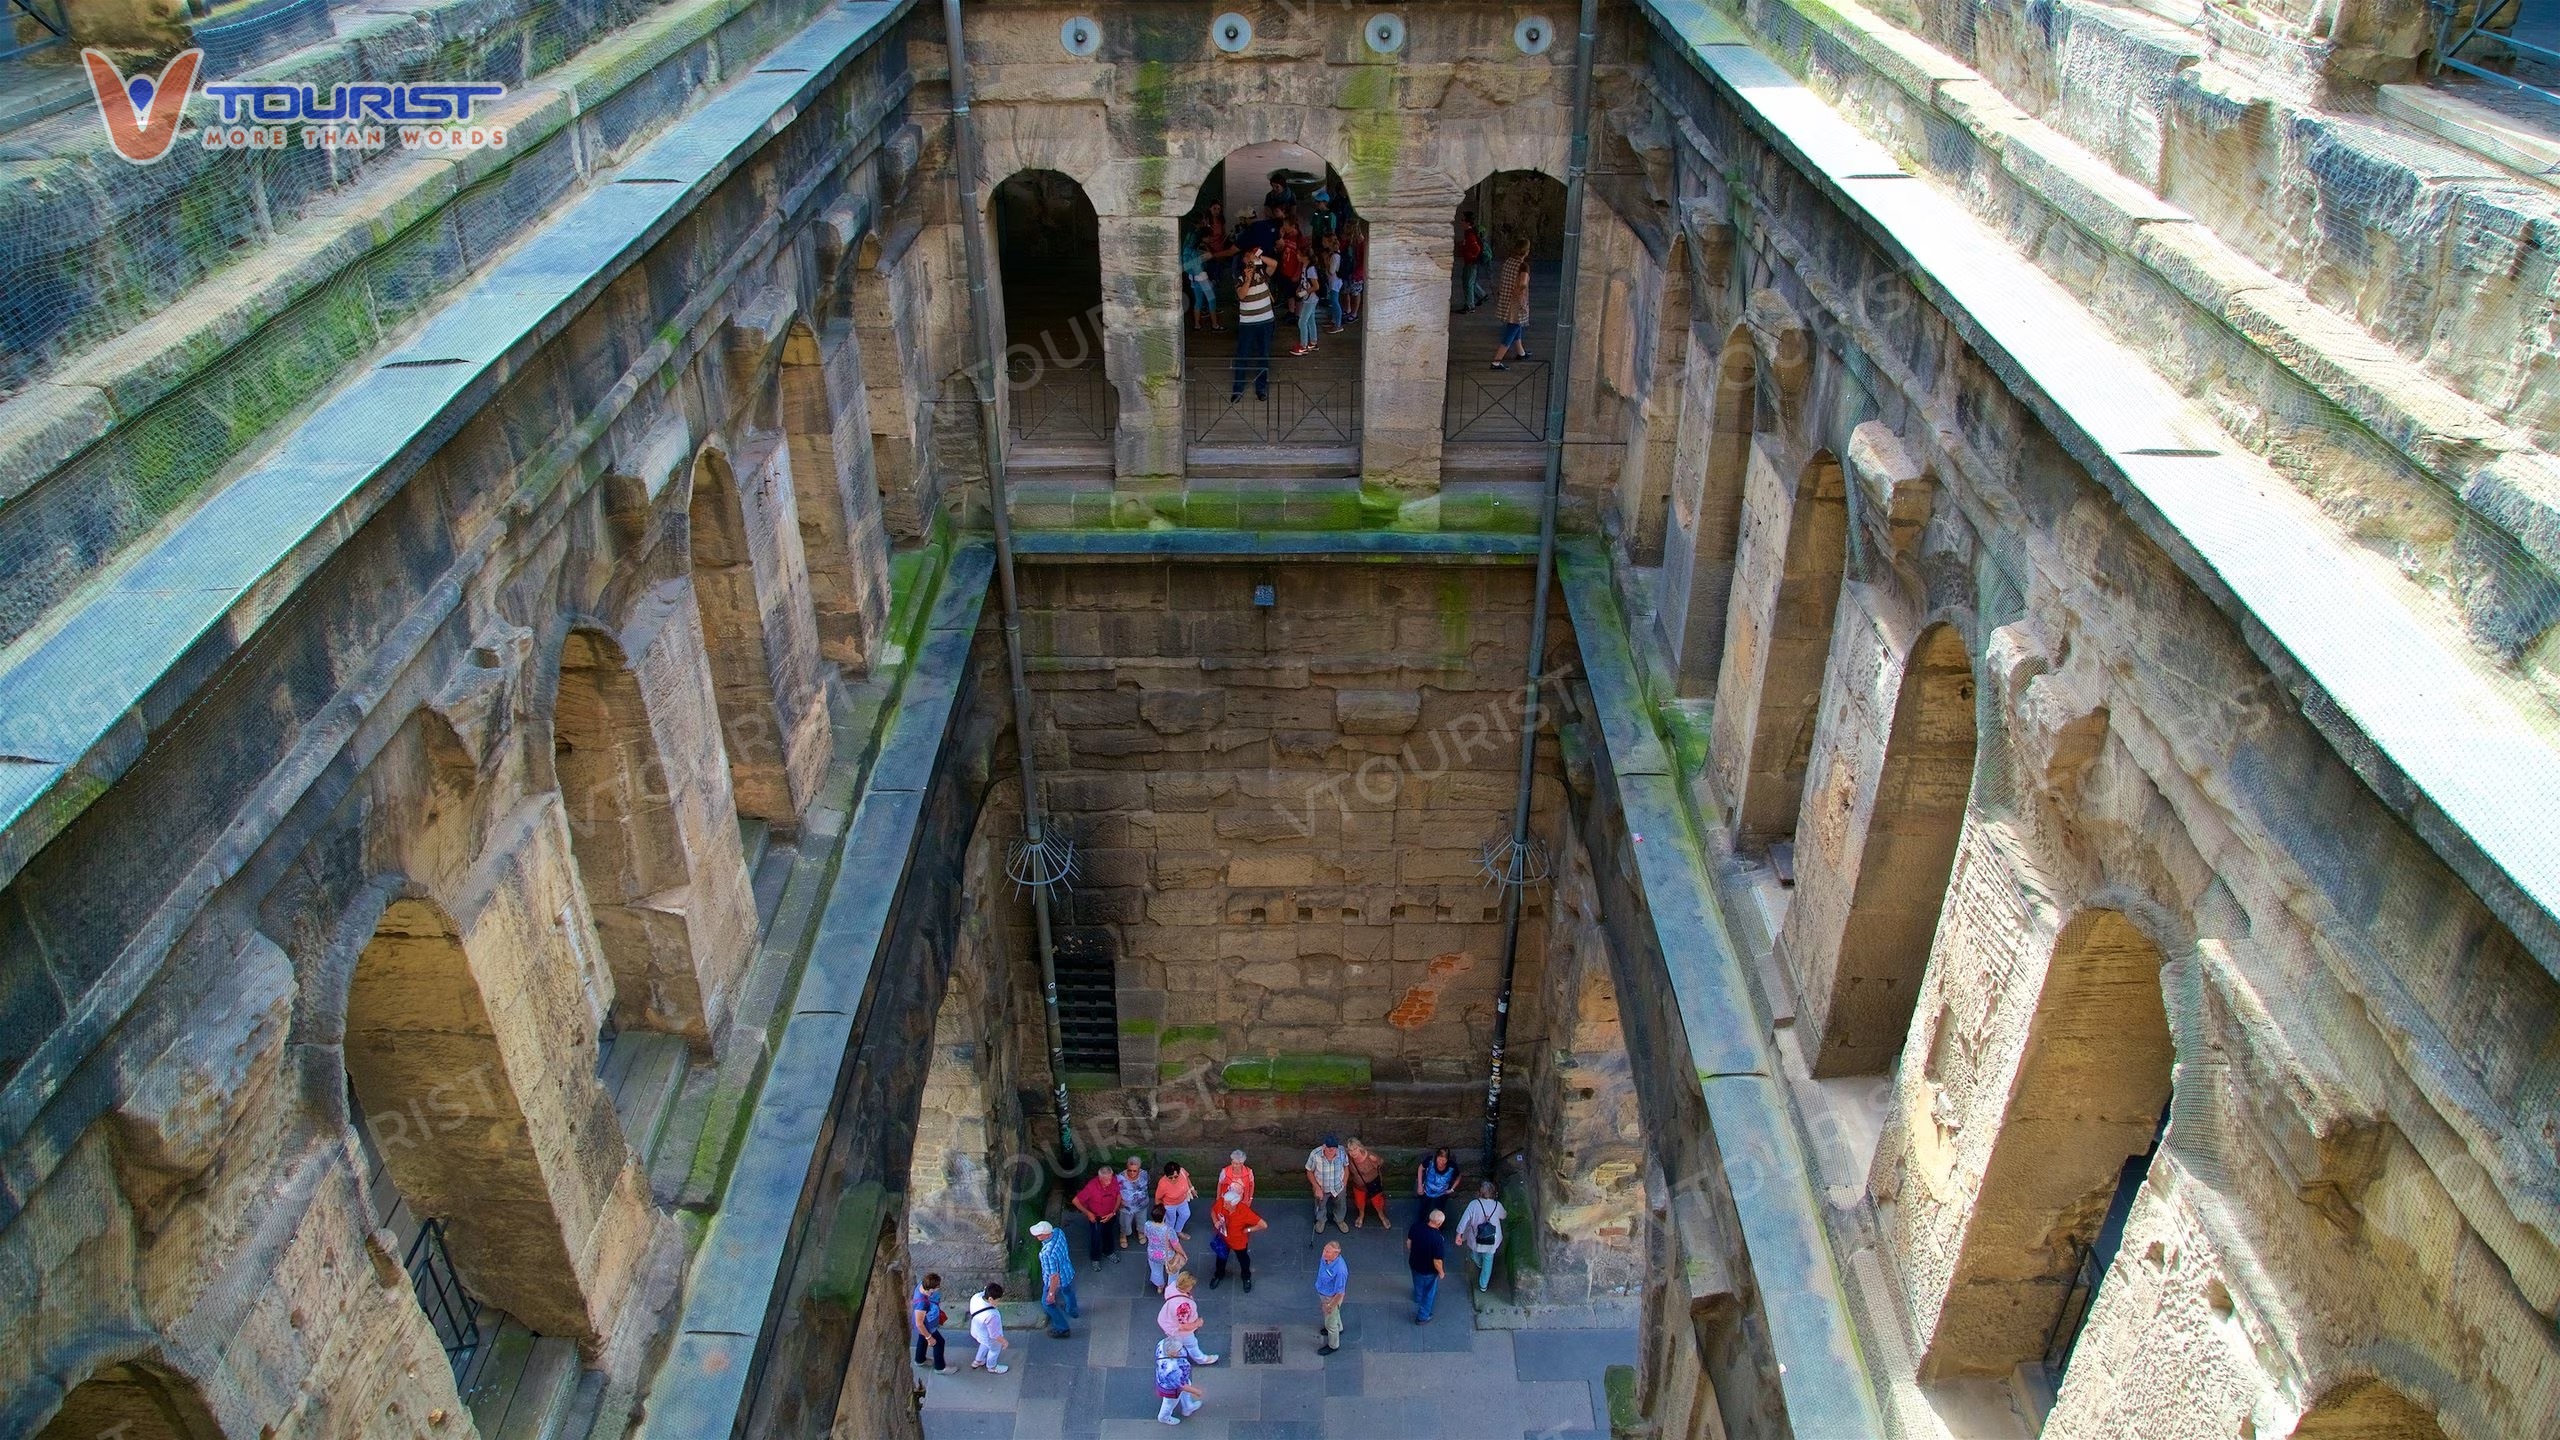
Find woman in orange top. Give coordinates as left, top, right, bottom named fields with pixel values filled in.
left=1155, top=1161, right=1197, bottom=1236
left=1216, top=1149, right=1256, bottom=1210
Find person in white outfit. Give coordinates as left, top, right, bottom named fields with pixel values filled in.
left=1458, top=1181, right=1508, bottom=1292
left=967, top=1283, right=1010, bottom=1372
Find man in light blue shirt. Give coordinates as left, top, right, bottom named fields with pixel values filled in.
left=1313, top=1240, right=1348, bottom=1355
left=1033, top=1220, right=1078, bottom=1337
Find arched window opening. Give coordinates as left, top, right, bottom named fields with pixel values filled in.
left=1810, top=622, right=1979, bottom=1077
left=1923, top=910, right=2174, bottom=1388
left=1444, top=169, right=1567, bottom=465
left=1179, top=143, right=1364, bottom=470
left=993, top=170, right=1112, bottom=471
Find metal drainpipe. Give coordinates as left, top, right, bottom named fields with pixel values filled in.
left=942, top=0, right=1078, bottom=1174
left=1483, top=0, right=1601, bottom=1175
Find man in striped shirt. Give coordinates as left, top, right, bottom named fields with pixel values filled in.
left=1491, top=238, right=1533, bottom=370
left=1230, top=247, right=1277, bottom=401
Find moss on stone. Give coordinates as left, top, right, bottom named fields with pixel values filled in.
left=809, top=1181, right=899, bottom=1308
left=1605, top=1364, right=1641, bottom=1435
left=1160, top=1023, right=1219, bottom=1044
left=1118, top=1017, right=1160, bottom=1037
left=1065, top=1069, right=1120, bottom=1092
left=1222, top=1052, right=1372, bottom=1091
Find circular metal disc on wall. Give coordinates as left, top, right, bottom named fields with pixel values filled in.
left=1514, top=15, right=1555, bottom=53
left=1364, top=12, right=1406, bottom=53
left=1060, top=16, right=1100, bottom=56
left=1211, top=12, right=1254, bottom=52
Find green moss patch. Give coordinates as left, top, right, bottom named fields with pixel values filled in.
left=1605, top=1364, right=1641, bottom=1435
left=1221, top=1052, right=1372, bottom=1092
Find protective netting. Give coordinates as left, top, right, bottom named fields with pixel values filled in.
left=0, top=0, right=834, bottom=651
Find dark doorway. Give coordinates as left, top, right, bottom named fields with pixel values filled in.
left=993, top=170, right=1112, bottom=472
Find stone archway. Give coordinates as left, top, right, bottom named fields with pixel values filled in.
left=553, top=624, right=759, bottom=1048
left=2292, top=1378, right=2453, bottom=1438
left=1661, top=325, right=1755, bottom=694
left=1713, top=448, right=1848, bottom=848
left=687, top=443, right=828, bottom=831
left=31, top=1360, right=221, bottom=1440
left=1918, top=908, right=2174, bottom=1381
left=1804, top=621, right=1978, bottom=1077
left=345, top=892, right=652, bottom=1350
left=1443, top=169, right=1567, bottom=467
left=780, top=316, right=889, bottom=671
left=1179, top=143, right=1364, bottom=476
left=992, top=169, right=1113, bottom=476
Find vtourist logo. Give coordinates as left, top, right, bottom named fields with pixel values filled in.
left=82, top=48, right=203, bottom=164
left=84, top=48, right=510, bottom=163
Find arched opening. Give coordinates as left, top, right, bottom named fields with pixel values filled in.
left=780, top=317, right=885, bottom=671
left=555, top=626, right=716, bottom=1046
left=1663, top=325, right=1756, bottom=693
left=345, top=897, right=596, bottom=1365
left=687, top=444, right=826, bottom=832
left=1922, top=909, right=2173, bottom=1382
left=33, top=1361, right=220, bottom=1440
left=1617, top=233, right=1692, bottom=567
left=1443, top=170, right=1567, bottom=465
left=992, top=169, right=1112, bottom=471
left=1726, top=450, right=1847, bottom=847
left=1809, top=622, right=1978, bottom=1077
left=2292, top=1379, right=2452, bottom=1438
left=1179, top=142, right=1364, bottom=471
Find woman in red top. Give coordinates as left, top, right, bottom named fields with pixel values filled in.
left=1073, top=1165, right=1120, bottom=1265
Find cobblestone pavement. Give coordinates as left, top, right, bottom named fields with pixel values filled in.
left=920, top=1198, right=1631, bottom=1439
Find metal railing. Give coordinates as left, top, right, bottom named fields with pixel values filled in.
left=2429, top=0, right=2560, bottom=107
left=1006, top=361, right=1115, bottom=445
left=1184, top=372, right=1360, bottom=447
left=2038, top=1238, right=2101, bottom=1380
left=1445, top=359, right=1553, bottom=442
left=0, top=0, right=70, bottom=64
left=405, top=1217, right=490, bottom=1380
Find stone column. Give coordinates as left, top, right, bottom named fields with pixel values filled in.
left=1098, top=213, right=1185, bottom=488
left=622, top=579, right=764, bottom=1044
left=1359, top=205, right=1456, bottom=504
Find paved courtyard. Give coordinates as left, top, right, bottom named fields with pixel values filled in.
left=919, top=1197, right=1633, bottom=1440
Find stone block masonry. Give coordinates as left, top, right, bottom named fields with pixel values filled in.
left=990, top=558, right=1576, bottom=1156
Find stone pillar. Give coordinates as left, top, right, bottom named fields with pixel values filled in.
left=1099, top=213, right=1185, bottom=488
left=622, top=579, right=764, bottom=1042
left=904, top=852, right=1020, bottom=1281
left=1526, top=828, right=1649, bottom=1307
left=1359, top=205, right=1456, bottom=502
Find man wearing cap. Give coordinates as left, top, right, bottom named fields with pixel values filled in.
left=1304, top=1135, right=1350, bottom=1234
left=1031, top=1219, right=1078, bottom=1338
left=1209, top=1185, right=1266, bottom=1292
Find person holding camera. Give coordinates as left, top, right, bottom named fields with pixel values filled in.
left=1229, top=248, right=1277, bottom=402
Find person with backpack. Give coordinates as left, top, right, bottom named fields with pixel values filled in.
left=911, top=1272, right=951, bottom=1373
left=1458, top=1180, right=1508, bottom=1292
left=966, top=1283, right=1009, bottom=1372
left=1456, top=212, right=1488, bottom=311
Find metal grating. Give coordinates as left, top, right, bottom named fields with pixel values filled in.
left=1241, top=1330, right=1283, bottom=1366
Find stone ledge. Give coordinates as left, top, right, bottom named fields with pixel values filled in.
left=1558, top=548, right=1886, bottom=1439
left=640, top=544, right=991, bottom=1435
left=0, top=0, right=920, bottom=900
left=1642, top=0, right=2560, bottom=983
left=1666, top=0, right=2560, bottom=580
left=0, top=0, right=855, bottom=642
